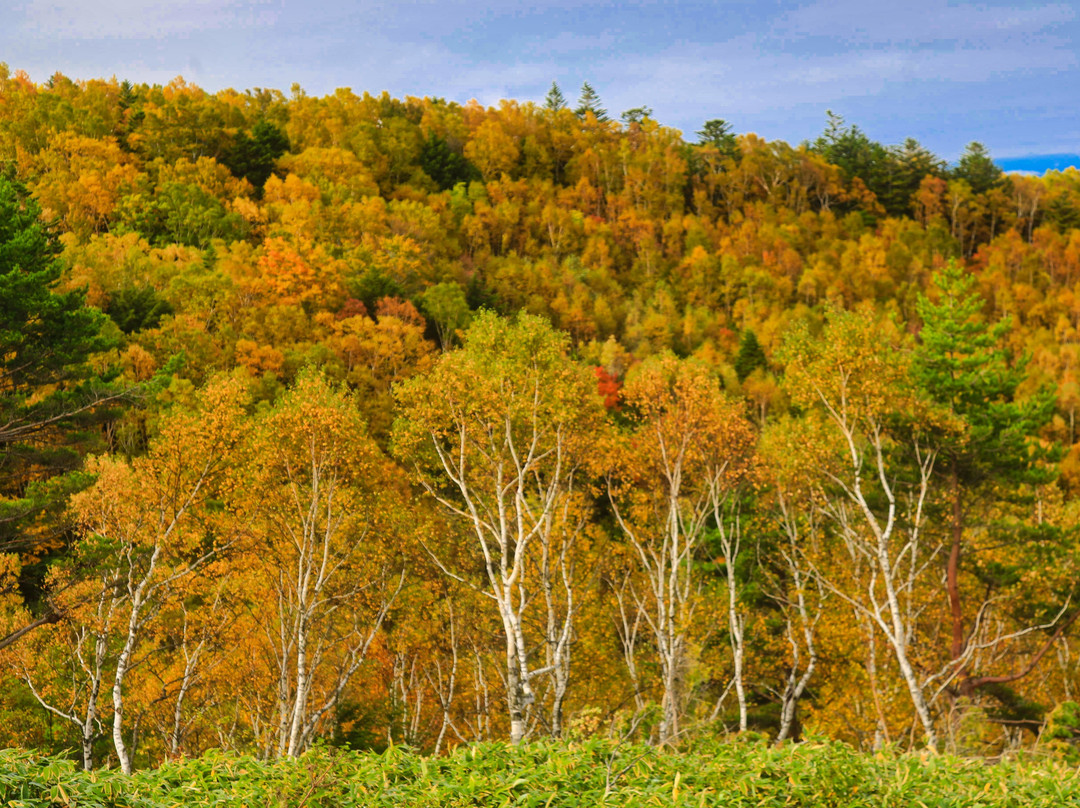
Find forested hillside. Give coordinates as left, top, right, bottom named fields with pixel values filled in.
left=2, top=66, right=1080, bottom=771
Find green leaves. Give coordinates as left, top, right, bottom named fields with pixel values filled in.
left=420, top=133, right=481, bottom=191
left=0, top=175, right=113, bottom=401
left=2, top=742, right=1080, bottom=807
left=222, top=121, right=290, bottom=193
left=913, top=260, right=1054, bottom=482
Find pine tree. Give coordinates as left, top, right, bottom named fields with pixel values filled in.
left=574, top=82, right=608, bottom=122
left=0, top=173, right=120, bottom=652
left=697, top=119, right=737, bottom=155
left=620, top=106, right=652, bottom=125
left=913, top=260, right=1059, bottom=692
left=812, top=111, right=895, bottom=207
left=882, top=137, right=945, bottom=216
left=544, top=81, right=566, bottom=111
left=953, top=142, right=1004, bottom=195
left=0, top=174, right=114, bottom=446
left=734, top=330, right=767, bottom=381
left=420, top=133, right=481, bottom=191
left=221, top=121, right=290, bottom=194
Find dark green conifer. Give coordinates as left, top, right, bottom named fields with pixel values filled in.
left=734, top=330, right=767, bottom=382
left=913, top=260, right=1059, bottom=689
left=544, top=81, right=566, bottom=111
left=952, top=142, right=1004, bottom=195
left=574, top=82, right=608, bottom=122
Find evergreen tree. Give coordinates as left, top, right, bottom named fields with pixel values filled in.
left=620, top=106, right=653, bottom=125
left=953, top=142, right=1004, bottom=195
left=811, top=110, right=895, bottom=214
left=913, top=261, right=1059, bottom=692
left=420, top=133, right=481, bottom=191
left=0, top=175, right=115, bottom=449
left=0, top=174, right=121, bottom=651
left=882, top=137, right=945, bottom=216
left=544, top=81, right=566, bottom=111
left=734, top=330, right=767, bottom=382
left=574, top=82, right=608, bottom=122
left=697, top=118, right=738, bottom=160
left=222, top=121, right=290, bottom=193
left=1044, top=194, right=1080, bottom=233
left=104, top=286, right=175, bottom=334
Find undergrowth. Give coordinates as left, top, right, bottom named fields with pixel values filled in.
left=1, top=739, right=1078, bottom=807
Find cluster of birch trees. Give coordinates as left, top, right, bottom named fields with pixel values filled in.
left=6, top=260, right=1074, bottom=769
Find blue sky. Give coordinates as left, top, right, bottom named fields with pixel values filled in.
left=4, top=0, right=1078, bottom=167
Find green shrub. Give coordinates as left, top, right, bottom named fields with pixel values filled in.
left=1, top=740, right=1078, bottom=807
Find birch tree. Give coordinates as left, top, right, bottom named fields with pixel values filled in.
left=13, top=561, right=119, bottom=770
left=246, top=371, right=404, bottom=758
left=783, top=308, right=944, bottom=750
left=17, top=376, right=251, bottom=772
left=393, top=311, right=602, bottom=744
left=759, top=419, right=828, bottom=743
left=606, top=354, right=755, bottom=745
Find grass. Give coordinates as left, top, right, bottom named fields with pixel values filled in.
left=1, top=739, right=1078, bottom=807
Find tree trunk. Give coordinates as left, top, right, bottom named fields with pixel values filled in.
left=880, top=538, right=937, bottom=751
left=947, top=464, right=965, bottom=662
left=658, top=658, right=679, bottom=746
left=507, top=636, right=527, bottom=745
left=113, top=548, right=160, bottom=776
left=721, top=521, right=747, bottom=733
left=81, top=730, right=95, bottom=772
left=287, top=613, right=311, bottom=757
left=112, top=651, right=133, bottom=774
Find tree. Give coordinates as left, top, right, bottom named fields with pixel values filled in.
left=543, top=82, right=566, bottom=112
left=221, top=120, right=290, bottom=193
left=697, top=119, right=738, bottom=161
left=953, top=142, right=1003, bottom=196
left=734, top=330, right=767, bottom=382
left=18, top=376, right=250, bottom=771
left=0, top=173, right=121, bottom=653
left=117, top=180, right=247, bottom=248
left=22, top=132, right=140, bottom=238
left=810, top=111, right=893, bottom=211
left=759, top=419, right=827, bottom=742
left=913, top=261, right=1064, bottom=696
left=243, top=371, right=404, bottom=758
left=420, top=282, right=472, bottom=351
left=0, top=174, right=114, bottom=452
left=419, top=133, right=481, bottom=191
left=885, top=137, right=945, bottom=216
left=393, top=312, right=603, bottom=743
left=783, top=308, right=943, bottom=750
left=620, top=107, right=653, bottom=125
left=574, top=82, right=608, bottom=122
left=105, top=285, right=174, bottom=334
left=606, top=355, right=755, bottom=744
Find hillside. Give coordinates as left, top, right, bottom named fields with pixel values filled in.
left=1, top=67, right=1079, bottom=769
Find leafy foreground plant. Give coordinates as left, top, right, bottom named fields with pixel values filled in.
left=1, top=740, right=1078, bottom=808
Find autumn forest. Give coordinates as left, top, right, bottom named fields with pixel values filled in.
left=3, top=66, right=1080, bottom=775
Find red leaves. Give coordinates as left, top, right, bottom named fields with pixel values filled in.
left=595, top=366, right=622, bottom=410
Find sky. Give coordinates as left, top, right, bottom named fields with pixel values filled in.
left=3, top=0, right=1078, bottom=169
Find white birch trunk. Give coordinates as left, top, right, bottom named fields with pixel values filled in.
left=716, top=505, right=746, bottom=732
left=815, top=404, right=941, bottom=751
left=608, top=431, right=712, bottom=747
left=419, top=403, right=584, bottom=745
left=772, top=492, right=823, bottom=743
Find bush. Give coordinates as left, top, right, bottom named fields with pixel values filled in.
left=2, top=740, right=1079, bottom=807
